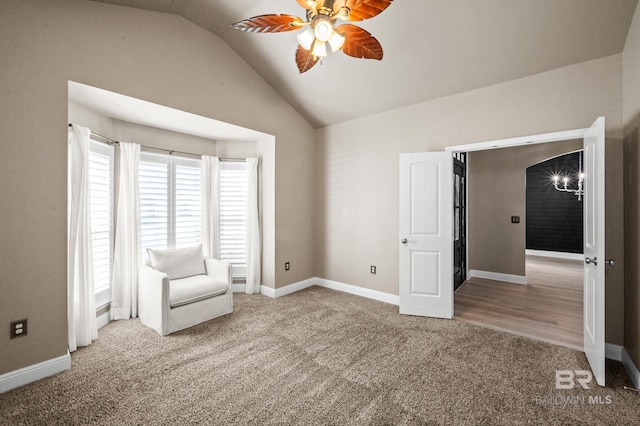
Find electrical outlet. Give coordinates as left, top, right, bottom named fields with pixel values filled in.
left=10, top=319, right=27, bottom=339
left=370, top=265, right=377, bottom=274
left=285, top=262, right=290, bottom=271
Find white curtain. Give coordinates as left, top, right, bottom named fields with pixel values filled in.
left=201, top=156, right=220, bottom=259
left=245, top=158, right=261, bottom=294
left=111, top=142, right=141, bottom=320
left=68, top=124, right=98, bottom=352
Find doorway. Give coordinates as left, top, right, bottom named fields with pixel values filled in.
left=399, top=118, right=606, bottom=385
left=455, top=147, right=587, bottom=348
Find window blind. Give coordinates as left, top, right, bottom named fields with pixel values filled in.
left=175, top=162, right=201, bottom=248
left=219, top=161, right=248, bottom=278
left=88, top=141, right=114, bottom=306
left=139, top=153, right=168, bottom=255
left=138, top=153, right=201, bottom=258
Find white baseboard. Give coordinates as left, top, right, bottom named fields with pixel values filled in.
left=97, top=310, right=110, bottom=329
left=260, top=277, right=399, bottom=306
left=315, top=278, right=400, bottom=306
left=0, top=352, right=71, bottom=394
left=622, top=347, right=640, bottom=389
left=605, top=343, right=623, bottom=361
left=259, top=278, right=315, bottom=299
left=275, top=278, right=316, bottom=298
left=468, top=269, right=527, bottom=285
left=260, top=285, right=275, bottom=298
left=526, top=249, right=584, bottom=261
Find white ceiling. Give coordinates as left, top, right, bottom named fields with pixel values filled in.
left=91, top=0, right=638, bottom=128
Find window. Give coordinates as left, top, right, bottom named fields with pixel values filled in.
left=175, top=162, right=202, bottom=248
left=139, top=153, right=168, bottom=252
left=219, top=161, right=248, bottom=278
left=88, top=140, right=114, bottom=308
left=139, top=152, right=201, bottom=258
left=138, top=153, right=247, bottom=279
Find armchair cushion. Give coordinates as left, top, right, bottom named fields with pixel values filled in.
left=169, top=275, right=228, bottom=308
left=147, top=244, right=206, bottom=280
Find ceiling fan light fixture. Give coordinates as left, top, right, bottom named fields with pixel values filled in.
left=313, top=17, right=333, bottom=42
left=297, top=27, right=315, bottom=50
left=312, top=40, right=328, bottom=57
left=328, top=30, right=345, bottom=52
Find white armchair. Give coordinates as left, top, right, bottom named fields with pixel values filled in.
left=139, top=245, right=233, bottom=336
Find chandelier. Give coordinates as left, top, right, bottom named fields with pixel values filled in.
left=551, top=152, right=584, bottom=201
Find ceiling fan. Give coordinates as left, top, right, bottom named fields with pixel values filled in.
left=231, top=0, right=394, bottom=73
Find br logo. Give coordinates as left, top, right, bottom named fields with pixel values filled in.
left=556, top=370, right=593, bottom=389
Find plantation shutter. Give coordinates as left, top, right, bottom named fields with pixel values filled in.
left=139, top=153, right=168, bottom=257
left=138, top=153, right=202, bottom=258
left=219, top=161, right=248, bottom=278
left=88, top=141, right=114, bottom=306
left=175, top=159, right=201, bottom=248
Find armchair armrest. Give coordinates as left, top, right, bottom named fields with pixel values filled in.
left=204, top=257, right=231, bottom=281
left=204, top=258, right=232, bottom=288
left=139, top=265, right=171, bottom=335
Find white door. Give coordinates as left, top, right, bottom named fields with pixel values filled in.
left=399, top=152, right=453, bottom=318
left=583, top=117, right=606, bottom=386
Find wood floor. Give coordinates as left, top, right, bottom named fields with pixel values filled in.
left=454, top=255, right=584, bottom=350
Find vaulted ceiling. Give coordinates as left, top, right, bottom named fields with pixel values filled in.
left=91, top=0, right=637, bottom=128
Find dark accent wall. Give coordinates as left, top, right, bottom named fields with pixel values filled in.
left=526, top=151, right=584, bottom=253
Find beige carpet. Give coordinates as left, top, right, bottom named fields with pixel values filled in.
left=1, top=286, right=638, bottom=425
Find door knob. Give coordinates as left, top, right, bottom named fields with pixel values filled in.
left=585, top=257, right=598, bottom=265
left=401, top=238, right=408, bottom=244
left=605, top=259, right=615, bottom=266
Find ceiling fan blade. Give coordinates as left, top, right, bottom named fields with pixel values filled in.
left=333, top=0, right=394, bottom=22
left=296, top=44, right=320, bottom=73
left=231, top=14, right=304, bottom=33
left=338, top=24, right=383, bottom=60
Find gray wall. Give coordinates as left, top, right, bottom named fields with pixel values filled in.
left=0, top=0, right=316, bottom=375
left=316, top=54, right=624, bottom=344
